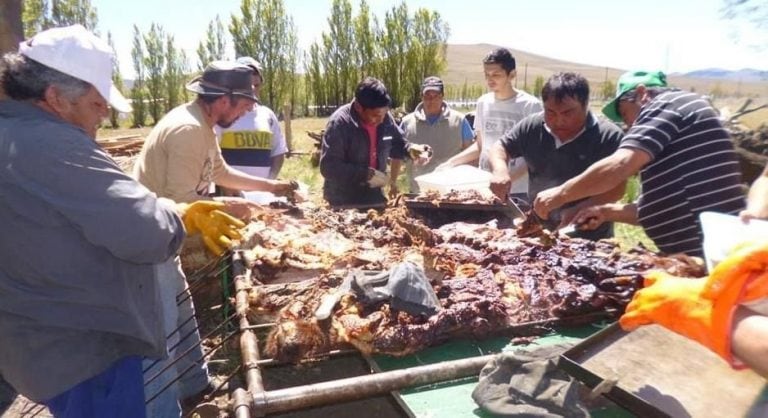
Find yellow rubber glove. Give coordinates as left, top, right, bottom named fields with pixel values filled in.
left=620, top=242, right=768, bottom=365
left=180, top=201, right=246, bottom=256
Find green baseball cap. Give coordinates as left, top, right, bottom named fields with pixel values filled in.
left=602, top=70, right=667, bottom=122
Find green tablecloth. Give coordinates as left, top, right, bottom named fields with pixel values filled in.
left=371, top=324, right=636, bottom=418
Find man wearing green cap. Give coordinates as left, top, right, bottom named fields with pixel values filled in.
left=534, top=70, right=744, bottom=257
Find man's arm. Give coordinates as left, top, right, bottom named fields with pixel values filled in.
left=534, top=147, right=651, bottom=219
left=268, top=154, right=285, bottom=179
left=488, top=141, right=511, bottom=199
left=319, top=120, right=369, bottom=184
left=741, top=164, right=768, bottom=221
left=21, top=133, right=185, bottom=263
left=216, top=164, right=286, bottom=192
left=268, top=108, right=288, bottom=179
left=731, top=306, right=768, bottom=378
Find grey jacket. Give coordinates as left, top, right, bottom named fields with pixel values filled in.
left=0, top=101, right=185, bottom=401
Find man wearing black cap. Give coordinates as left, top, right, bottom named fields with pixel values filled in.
left=319, top=76, right=431, bottom=206
left=400, top=76, right=474, bottom=193
left=216, top=56, right=288, bottom=182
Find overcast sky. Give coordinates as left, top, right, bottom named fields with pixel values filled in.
left=92, top=0, right=768, bottom=79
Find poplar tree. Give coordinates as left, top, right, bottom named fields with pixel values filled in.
left=22, top=0, right=97, bottom=37
left=130, top=25, right=148, bottom=128
left=165, top=34, right=187, bottom=111
left=107, top=31, right=125, bottom=128
left=196, top=15, right=227, bottom=70
left=353, top=0, right=378, bottom=78
left=143, top=23, right=166, bottom=123
left=230, top=0, right=299, bottom=111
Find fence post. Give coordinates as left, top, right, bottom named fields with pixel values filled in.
left=283, top=103, right=293, bottom=156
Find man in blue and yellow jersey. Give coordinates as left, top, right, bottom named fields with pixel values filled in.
left=216, top=56, right=287, bottom=181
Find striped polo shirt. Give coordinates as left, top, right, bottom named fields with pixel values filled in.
left=619, top=90, right=745, bottom=257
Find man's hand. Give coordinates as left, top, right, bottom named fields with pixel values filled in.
left=178, top=201, right=246, bottom=256
left=489, top=171, right=511, bottom=201
left=620, top=272, right=715, bottom=348
left=388, top=180, right=399, bottom=200
left=562, top=205, right=605, bottom=231
left=270, top=179, right=299, bottom=196
left=621, top=242, right=768, bottom=365
left=408, top=144, right=433, bottom=166
left=367, top=168, right=389, bottom=188
left=739, top=207, right=768, bottom=223
left=533, top=186, right=565, bottom=220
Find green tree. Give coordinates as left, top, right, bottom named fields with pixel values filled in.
left=130, top=25, right=148, bottom=128
left=21, top=0, right=49, bottom=38
left=196, top=15, right=227, bottom=70
left=107, top=31, right=124, bottom=128
left=22, top=0, right=97, bottom=37
left=230, top=0, right=299, bottom=111
left=164, top=33, right=186, bottom=112
left=51, top=0, right=97, bottom=29
left=403, top=8, right=449, bottom=109
left=304, top=44, right=326, bottom=114
left=143, top=23, right=166, bottom=123
left=353, top=0, right=377, bottom=78
left=378, top=3, right=410, bottom=108
left=322, top=0, right=356, bottom=105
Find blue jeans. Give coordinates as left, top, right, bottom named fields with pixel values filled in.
left=44, top=356, right=145, bottom=418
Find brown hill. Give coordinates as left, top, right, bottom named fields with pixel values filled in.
left=444, top=43, right=768, bottom=98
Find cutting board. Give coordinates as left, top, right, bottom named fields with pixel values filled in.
left=561, top=323, right=768, bottom=418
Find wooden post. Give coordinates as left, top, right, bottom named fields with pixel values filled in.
left=283, top=104, right=293, bottom=156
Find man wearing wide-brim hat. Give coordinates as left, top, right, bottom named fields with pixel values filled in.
left=132, top=60, right=298, bottom=412
left=134, top=60, right=296, bottom=208
left=533, top=70, right=745, bottom=257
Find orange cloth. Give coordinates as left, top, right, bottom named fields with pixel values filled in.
left=620, top=243, right=768, bottom=366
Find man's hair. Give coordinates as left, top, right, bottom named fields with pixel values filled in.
left=355, top=77, right=391, bottom=109
left=197, top=93, right=243, bottom=107
left=482, top=48, right=516, bottom=73
left=541, top=72, right=590, bottom=108
left=1, top=52, right=91, bottom=102
left=621, top=86, right=674, bottom=102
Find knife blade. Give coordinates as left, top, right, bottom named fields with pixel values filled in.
left=505, top=197, right=528, bottom=221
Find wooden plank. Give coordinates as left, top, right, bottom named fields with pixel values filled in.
left=570, top=324, right=768, bottom=418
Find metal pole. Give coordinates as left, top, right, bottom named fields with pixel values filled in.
left=233, top=250, right=267, bottom=417
left=253, top=354, right=497, bottom=415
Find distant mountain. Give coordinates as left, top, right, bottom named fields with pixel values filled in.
left=444, top=44, right=767, bottom=97
left=679, top=68, right=768, bottom=82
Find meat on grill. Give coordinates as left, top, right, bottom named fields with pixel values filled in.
left=245, top=206, right=706, bottom=363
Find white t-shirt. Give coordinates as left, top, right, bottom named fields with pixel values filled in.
left=475, top=90, right=542, bottom=194
left=215, top=104, right=288, bottom=179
